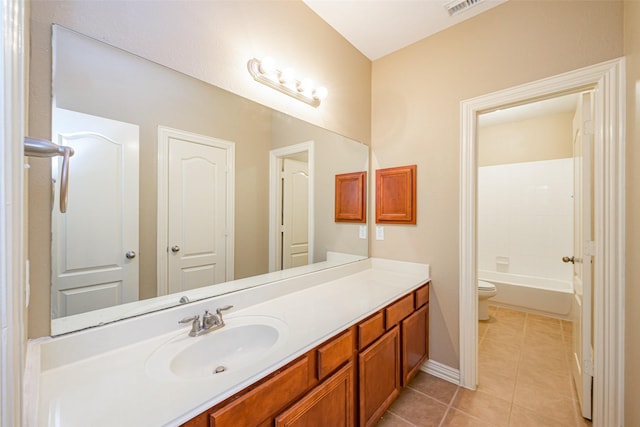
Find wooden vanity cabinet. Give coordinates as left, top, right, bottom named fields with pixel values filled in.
left=182, top=282, right=430, bottom=427
left=358, top=282, right=429, bottom=426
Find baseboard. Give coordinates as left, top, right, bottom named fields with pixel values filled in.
left=420, top=359, right=460, bottom=385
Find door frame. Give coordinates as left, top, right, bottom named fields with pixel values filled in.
left=1, top=0, right=26, bottom=425
left=268, top=141, right=315, bottom=272
left=459, top=58, right=625, bottom=426
left=157, top=126, right=235, bottom=296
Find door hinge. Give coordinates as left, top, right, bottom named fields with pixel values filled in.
left=584, top=240, right=596, bottom=257
left=584, top=359, right=594, bottom=377
left=280, top=224, right=285, bottom=233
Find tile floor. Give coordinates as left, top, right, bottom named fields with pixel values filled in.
left=376, top=305, right=592, bottom=427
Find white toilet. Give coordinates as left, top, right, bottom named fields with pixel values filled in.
left=478, top=280, right=497, bottom=321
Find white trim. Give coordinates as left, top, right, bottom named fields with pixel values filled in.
left=459, top=58, right=625, bottom=427
left=421, top=359, right=460, bottom=385
left=156, top=126, right=235, bottom=296
left=1, top=0, right=26, bottom=426
left=268, top=141, right=315, bottom=272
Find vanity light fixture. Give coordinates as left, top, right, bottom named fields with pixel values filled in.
left=247, top=57, right=328, bottom=107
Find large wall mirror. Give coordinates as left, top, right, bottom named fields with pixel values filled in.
left=37, top=25, right=368, bottom=335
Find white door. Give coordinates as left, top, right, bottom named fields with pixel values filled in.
left=281, top=158, right=309, bottom=269
left=51, top=107, right=139, bottom=318
left=167, top=136, right=229, bottom=293
left=569, top=91, right=594, bottom=420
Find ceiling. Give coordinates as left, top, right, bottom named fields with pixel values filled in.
left=302, top=0, right=508, bottom=60
left=302, top=0, right=578, bottom=125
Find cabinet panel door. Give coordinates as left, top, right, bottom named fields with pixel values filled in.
left=402, top=304, right=429, bottom=385
left=358, top=327, right=401, bottom=427
left=275, top=362, right=355, bottom=427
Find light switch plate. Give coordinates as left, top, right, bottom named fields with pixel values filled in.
left=359, top=225, right=367, bottom=239
left=376, top=226, right=384, bottom=240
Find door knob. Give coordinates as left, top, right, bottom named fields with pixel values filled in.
left=125, top=250, right=136, bottom=259
left=171, top=245, right=181, bottom=253
left=562, top=256, right=575, bottom=264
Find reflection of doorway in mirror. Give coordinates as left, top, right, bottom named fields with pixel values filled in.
left=269, top=142, right=314, bottom=272
left=157, top=127, right=235, bottom=296
left=51, top=107, right=140, bottom=318
left=281, top=159, right=309, bottom=269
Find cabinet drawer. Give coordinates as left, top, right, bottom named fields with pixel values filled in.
left=317, top=329, right=354, bottom=380
left=385, top=294, right=414, bottom=329
left=415, top=283, right=429, bottom=308
left=358, top=311, right=385, bottom=350
left=210, top=356, right=311, bottom=427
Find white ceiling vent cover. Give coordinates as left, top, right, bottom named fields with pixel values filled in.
left=445, top=0, right=485, bottom=16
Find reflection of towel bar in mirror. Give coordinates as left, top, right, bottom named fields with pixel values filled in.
left=24, top=136, right=74, bottom=213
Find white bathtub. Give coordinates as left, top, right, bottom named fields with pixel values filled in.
left=478, top=270, right=573, bottom=319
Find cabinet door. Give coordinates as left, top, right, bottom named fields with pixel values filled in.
left=275, top=362, right=355, bottom=427
left=401, top=304, right=429, bottom=385
left=358, top=327, right=401, bottom=427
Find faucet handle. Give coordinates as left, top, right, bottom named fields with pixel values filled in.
left=215, top=305, right=234, bottom=324
left=178, top=315, right=201, bottom=336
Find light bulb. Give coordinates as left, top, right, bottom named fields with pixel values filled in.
left=313, top=86, right=328, bottom=100
left=279, top=67, right=296, bottom=84
left=258, top=57, right=276, bottom=75
left=297, top=78, right=314, bottom=93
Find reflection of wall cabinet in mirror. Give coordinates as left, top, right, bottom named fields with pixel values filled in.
left=335, top=171, right=367, bottom=223
left=181, top=282, right=429, bottom=427
left=375, top=165, right=417, bottom=224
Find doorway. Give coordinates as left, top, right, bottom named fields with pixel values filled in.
left=269, top=141, right=315, bottom=272
left=157, top=126, right=235, bottom=296
left=459, top=58, right=625, bottom=426
left=475, top=92, right=593, bottom=422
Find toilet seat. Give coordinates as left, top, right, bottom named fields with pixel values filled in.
left=478, top=280, right=496, bottom=293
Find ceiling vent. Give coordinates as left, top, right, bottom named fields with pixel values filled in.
left=445, top=0, right=484, bottom=16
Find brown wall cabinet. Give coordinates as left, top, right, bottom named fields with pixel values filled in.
left=375, top=165, right=417, bottom=224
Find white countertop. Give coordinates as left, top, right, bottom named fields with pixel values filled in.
left=27, top=258, right=430, bottom=427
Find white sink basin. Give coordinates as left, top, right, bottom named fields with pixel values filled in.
left=146, top=315, right=288, bottom=380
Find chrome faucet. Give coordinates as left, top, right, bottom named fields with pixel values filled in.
left=178, top=305, right=234, bottom=337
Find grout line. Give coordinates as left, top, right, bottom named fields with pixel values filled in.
left=382, top=410, right=418, bottom=427
left=436, top=386, right=460, bottom=427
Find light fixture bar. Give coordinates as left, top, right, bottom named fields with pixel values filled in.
left=247, top=58, right=327, bottom=107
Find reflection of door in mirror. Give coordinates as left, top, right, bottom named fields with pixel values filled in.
left=51, top=107, right=139, bottom=318
left=281, top=158, right=309, bottom=269
left=270, top=142, right=314, bottom=272
left=157, top=127, right=235, bottom=296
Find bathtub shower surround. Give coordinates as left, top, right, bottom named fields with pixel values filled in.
left=478, top=158, right=573, bottom=317
left=478, top=158, right=573, bottom=281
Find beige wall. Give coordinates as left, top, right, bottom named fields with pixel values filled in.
left=479, top=112, right=573, bottom=166
left=371, top=0, right=623, bottom=368
left=27, top=1, right=371, bottom=337
left=624, top=0, right=640, bottom=425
